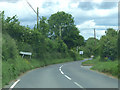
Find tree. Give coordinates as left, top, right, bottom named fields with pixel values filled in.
left=80, top=37, right=99, bottom=57
left=48, top=11, right=74, bottom=38
left=38, top=16, right=49, bottom=37
left=100, top=28, right=118, bottom=61
left=48, top=11, right=84, bottom=49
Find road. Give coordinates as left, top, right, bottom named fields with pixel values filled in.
left=10, top=59, right=118, bottom=88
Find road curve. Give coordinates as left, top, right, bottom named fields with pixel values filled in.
left=10, top=59, right=118, bottom=88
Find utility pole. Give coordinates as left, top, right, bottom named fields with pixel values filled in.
left=37, top=7, right=39, bottom=30
left=94, top=28, right=96, bottom=46
left=26, top=0, right=40, bottom=30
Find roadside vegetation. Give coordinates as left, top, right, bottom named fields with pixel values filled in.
left=82, top=56, right=118, bottom=78
left=81, top=28, right=119, bottom=78
left=1, top=11, right=84, bottom=87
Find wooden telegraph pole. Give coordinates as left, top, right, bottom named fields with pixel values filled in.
left=37, top=7, right=39, bottom=30
left=26, top=0, right=40, bottom=30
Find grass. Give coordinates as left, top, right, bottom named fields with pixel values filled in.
left=82, top=56, right=119, bottom=78
left=91, top=60, right=118, bottom=77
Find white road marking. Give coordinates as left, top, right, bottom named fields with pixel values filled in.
left=59, top=65, right=84, bottom=88
left=9, top=79, right=20, bottom=90
left=64, top=75, right=72, bottom=80
left=60, top=65, right=63, bottom=69
left=59, top=68, right=61, bottom=71
left=59, top=68, right=64, bottom=74
left=61, top=70, right=64, bottom=74
left=74, top=82, right=84, bottom=88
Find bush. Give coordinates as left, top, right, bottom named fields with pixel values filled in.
left=2, top=33, right=18, bottom=61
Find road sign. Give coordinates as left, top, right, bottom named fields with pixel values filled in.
left=20, top=51, right=32, bottom=59
left=79, top=51, right=83, bottom=55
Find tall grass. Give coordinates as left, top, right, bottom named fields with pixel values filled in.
left=91, top=60, right=118, bottom=77
left=82, top=56, right=119, bottom=78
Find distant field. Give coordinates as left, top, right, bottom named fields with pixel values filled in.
left=82, top=56, right=118, bottom=78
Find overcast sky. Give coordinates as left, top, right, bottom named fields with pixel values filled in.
left=0, top=0, right=119, bottom=40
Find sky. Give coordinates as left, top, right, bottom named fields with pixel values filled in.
left=0, top=0, right=119, bottom=40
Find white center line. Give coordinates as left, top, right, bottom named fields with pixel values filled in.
left=9, top=79, right=20, bottom=90
left=64, top=75, right=72, bottom=80
left=74, top=82, right=84, bottom=88
left=60, top=65, right=63, bottom=69
left=59, top=68, right=64, bottom=74
left=59, top=65, right=84, bottom=88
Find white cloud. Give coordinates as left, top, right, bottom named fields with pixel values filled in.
left=79, top=29, right=106, bottom=40
left=77, top=20, right=118, bottom=40
left=77, top=20, right=96, bottom=29
left=87, top=6, right=118, bottom=17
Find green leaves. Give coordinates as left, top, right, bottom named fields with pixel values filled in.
left=48, top=11, right=74, bottom=38
left=80, top=38, right=99, bottom=57
left=100, top=28, right=118, bottom=61
left=48, top=11, right=84, bottom=49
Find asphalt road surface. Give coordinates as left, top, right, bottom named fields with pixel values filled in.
left=11, top=59, right=118, bottom=88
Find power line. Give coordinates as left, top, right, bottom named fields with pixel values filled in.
left=26, top=0, right=41, bottom=30
left=26, top=0, right=37, bottom=15
left=26, top=0, right=41, bottom=19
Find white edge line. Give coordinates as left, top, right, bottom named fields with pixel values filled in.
left=9, top=79, right=20, bottom=89
left=64, top=75, right=72, bottom=80
left=74, top=82, right=84, bottom=88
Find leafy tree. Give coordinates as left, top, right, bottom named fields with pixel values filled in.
left=48, top=11, right=74, bottom=38
left=100, top=28, right=118, bottom=61
left=38, top=16, right=49, bottom=37
left=80, top=37, right=99, bottom=57
left=48, top=11, right=84, bottom=49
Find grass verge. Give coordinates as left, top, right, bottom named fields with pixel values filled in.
left=82, top=56, right=119, bottom=78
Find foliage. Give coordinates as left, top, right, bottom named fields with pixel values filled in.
left=38, top=16, right=49, bottom=37
left=91, top=60, right=118, bottom=77
left=48, top=11, right=84, bottom=49
left=2, top=33, right=18, bottom=61
left=80, top=37, right=99, bottom=57
left=100, top=28, right=118, bottom=61
left=82, top=56, right=118, bottom=78
left=48, top=11, right=74, bottom=38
